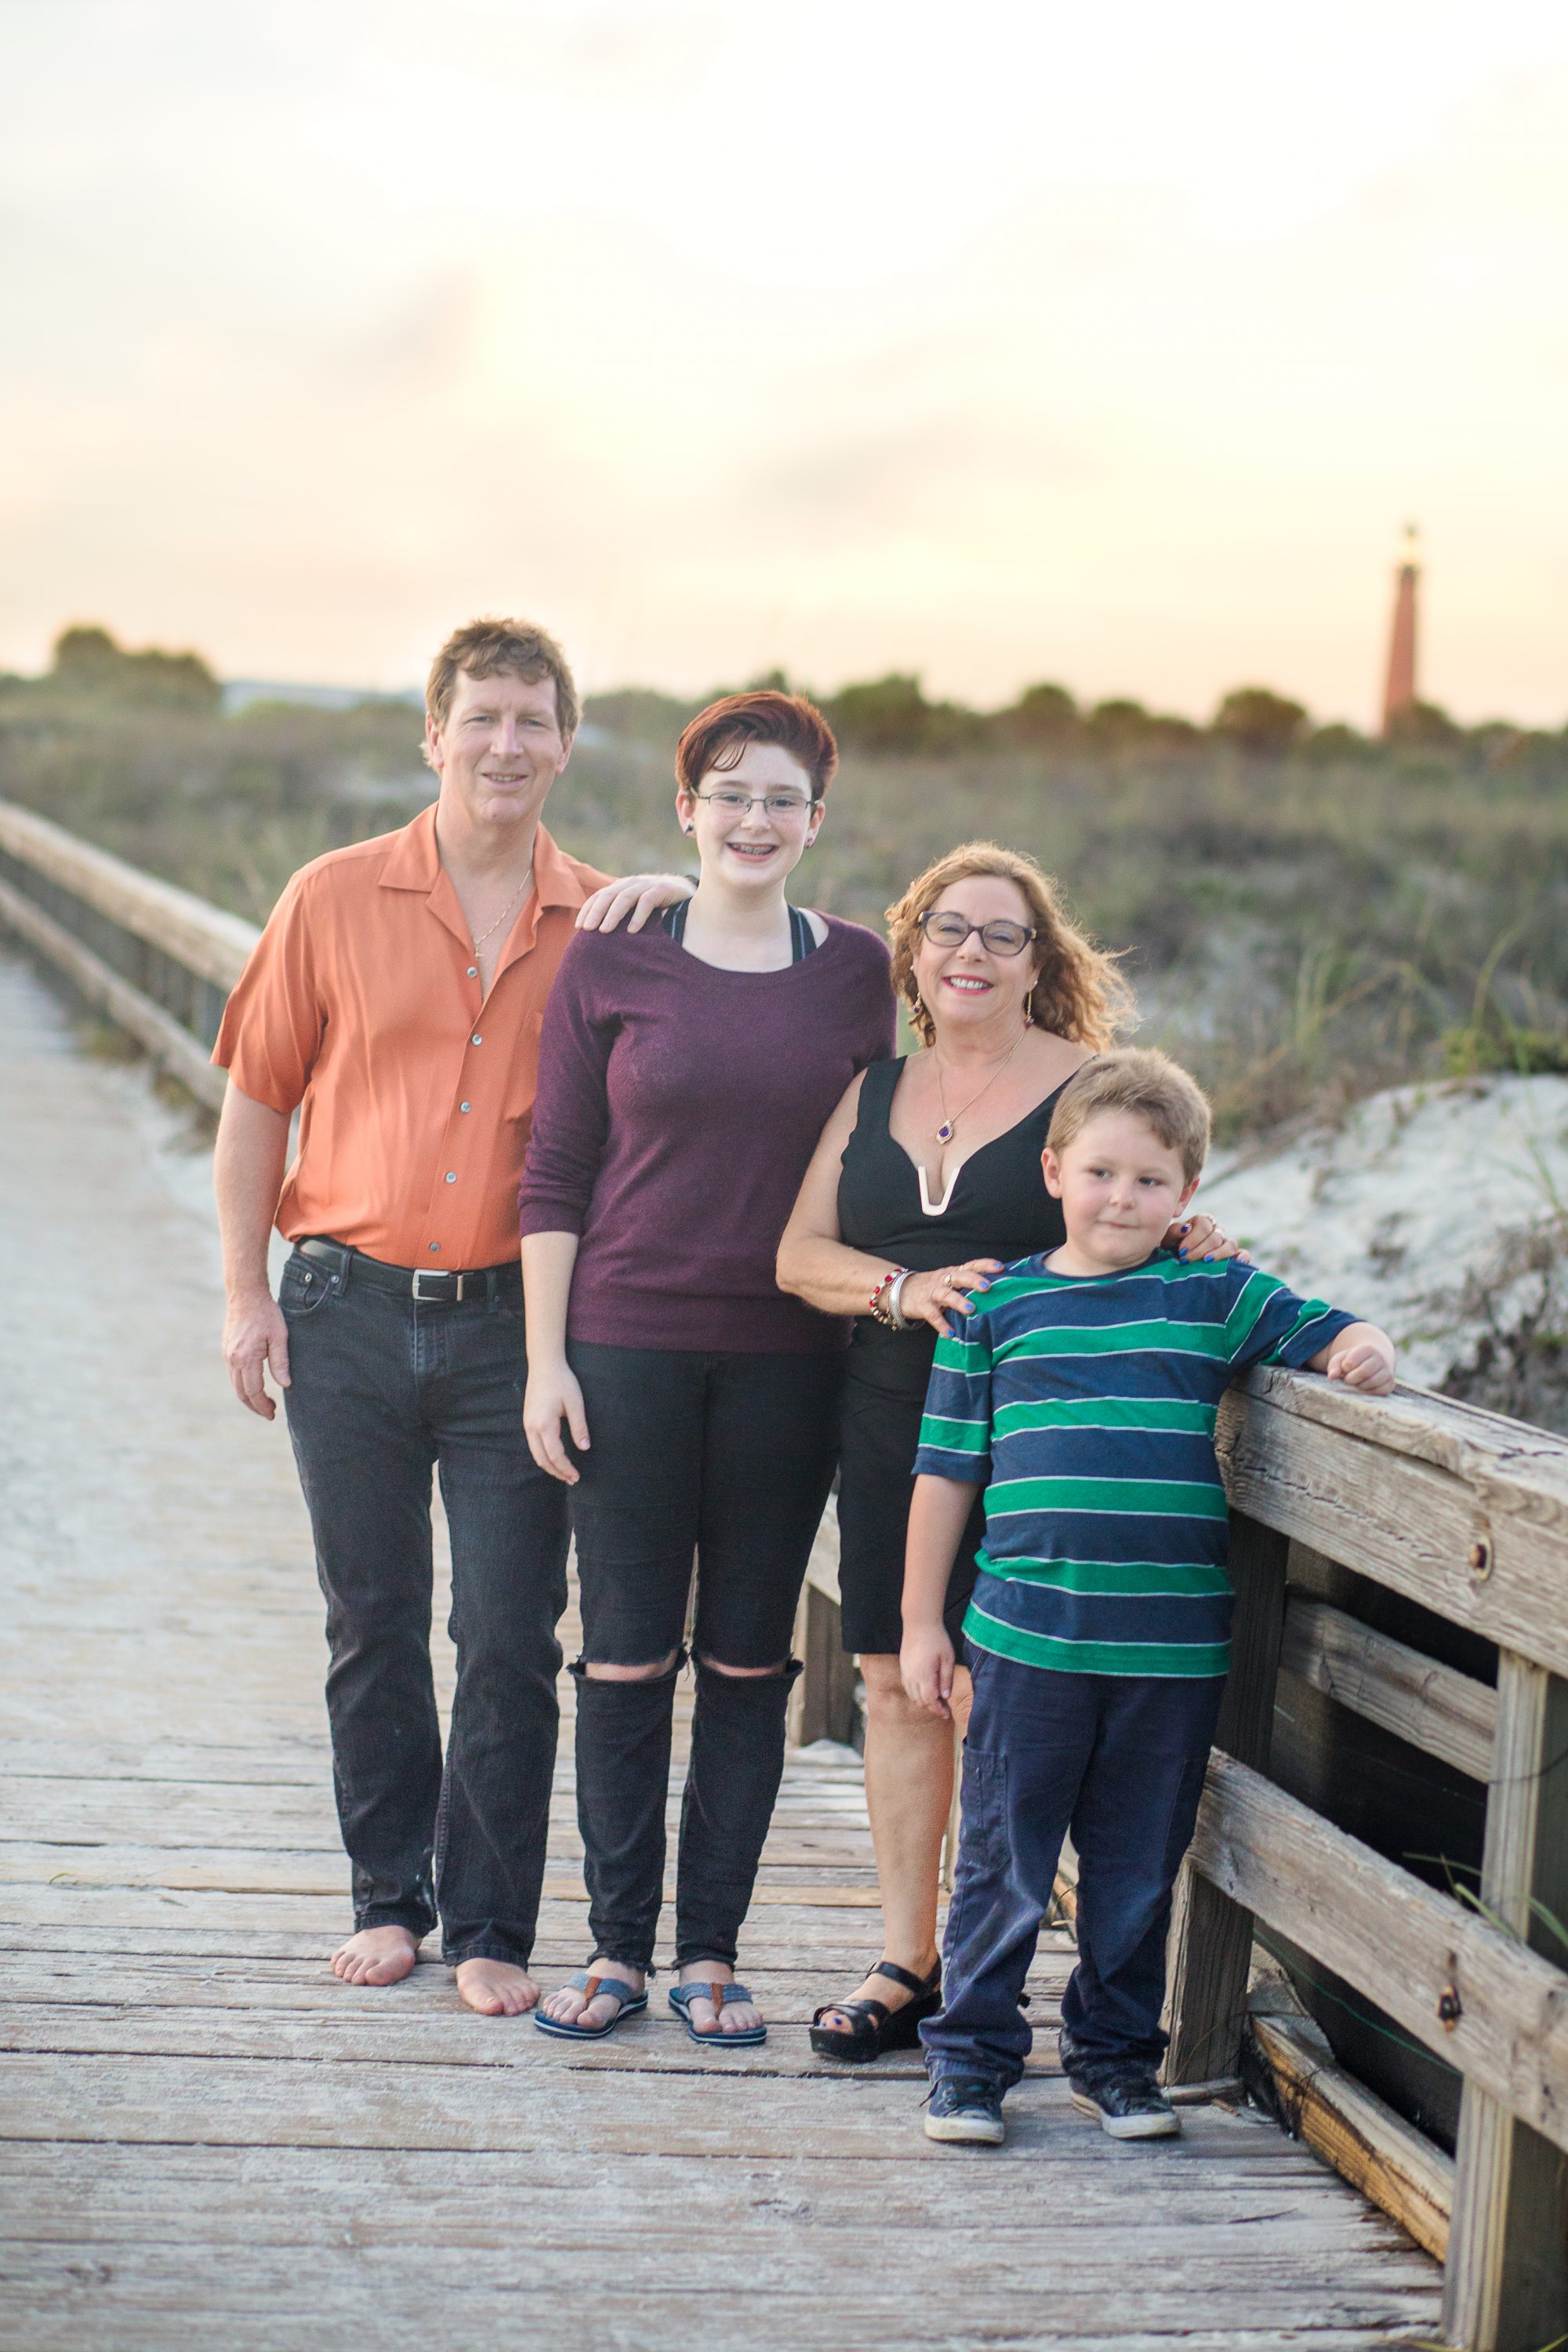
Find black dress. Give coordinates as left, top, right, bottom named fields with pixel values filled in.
left=834, top=1054, right=1072, bottom=1655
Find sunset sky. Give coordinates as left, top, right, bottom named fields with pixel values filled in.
left=4, top=0, right=1566, bottom=724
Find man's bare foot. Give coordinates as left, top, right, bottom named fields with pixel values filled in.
left=331, top=1926, right=420, bottom=1986
left=455, top=1958, right=539, bottom=2016
left=680, top=1960, right=763, bottom=2035
left=538, top=1961, right=646, bottom=2033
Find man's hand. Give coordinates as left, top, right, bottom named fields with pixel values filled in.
left=523, top=1359, right=590, bottom=1483
left=576, top=873, right=695, bottom=935
left=1321, top=1323, right=1397, bottom=1395
left=223, top=1287, right=291, bottom=1419
left=902, top=1621, right=957, bottom=1719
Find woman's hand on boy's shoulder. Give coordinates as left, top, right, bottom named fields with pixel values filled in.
left=1319, top=1323, right=1397, bottom=1396
left=1170, top=1212, right=1249, bottom=1263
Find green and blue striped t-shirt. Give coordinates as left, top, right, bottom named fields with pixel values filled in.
left=913, top=1253, right=1356, bottom=1679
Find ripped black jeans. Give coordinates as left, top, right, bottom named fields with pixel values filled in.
left=566, top=1341, right=840, bottom=1970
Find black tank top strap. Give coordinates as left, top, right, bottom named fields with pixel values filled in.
left=789, top=906, right=818, bottom=962
left=664, top=899, right=818, bottom=960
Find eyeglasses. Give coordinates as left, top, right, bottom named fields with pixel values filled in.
left=917, top=909, right=1038, bottom=957
left=692, top=788, right=817, bottom=820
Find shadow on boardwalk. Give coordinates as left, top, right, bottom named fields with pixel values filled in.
left=0, top=949, right=1439, bottom=2350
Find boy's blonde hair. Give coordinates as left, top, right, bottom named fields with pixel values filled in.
left=1047, top=1048, right=1212, bottom=1183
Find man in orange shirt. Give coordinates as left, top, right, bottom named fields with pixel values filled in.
left=212, top=618, right=688, bottom=2016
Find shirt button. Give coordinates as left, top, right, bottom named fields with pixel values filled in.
left=445, top=1171, right=457, bottom=1184
left=429, top=1243, right=441, bottom=1254
left=471, top=1033, right=482, bottom=1046
left=466, top=966, right=478, bottom=978
left=459, top=1102, right=471, bottom=1113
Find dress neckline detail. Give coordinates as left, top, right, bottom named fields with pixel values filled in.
left=884, top=1062, right=1074, bottom=1221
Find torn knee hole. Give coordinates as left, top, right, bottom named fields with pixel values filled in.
left=580, top=1651, right=681, bottom=1682
left=697, top=1653, right=798, bottom=1679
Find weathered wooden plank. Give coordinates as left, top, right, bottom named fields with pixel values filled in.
left=0, top=2049, right=1084, bottom=2157
left=1166, top=1512, right=1289, bottom=2085
left=0, top=2138, right=1366, bottom=2238
left=1250, top=2008, right=1454, bottom=2262
left=1189, top=1752, right=1568, bottom=2155
left=1443, top=1653, right=1568, bottom=2350
left=0, top=2245, right=1439, bottom=2352
left=0, top=1849, right=883, bottom=1902
left=0, top=2005, right=996, bottom=2081
left=1279, top=1592, right=1497, bottom=1783
left=1218, top=1372, right=1568, bottom=1680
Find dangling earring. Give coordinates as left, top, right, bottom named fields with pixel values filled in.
left=910, top=992, right=924, bottom=1018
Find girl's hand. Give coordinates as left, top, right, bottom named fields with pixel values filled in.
left=1325, top=1333, right=1397, bottom=1396
left=523, top=1361, right=590, bottom=1483
left=901, top=1258, right=1003, bottom=1338
left=1171, top=1212, right=1250, bottom=1264
left=902, top=1623, right=957, bottom=1719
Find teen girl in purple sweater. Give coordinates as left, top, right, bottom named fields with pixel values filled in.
left=520, top=692, right=894, bottom=2043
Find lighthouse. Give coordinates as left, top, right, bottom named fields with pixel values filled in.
left=1381, top=524, right=1420, bottom=737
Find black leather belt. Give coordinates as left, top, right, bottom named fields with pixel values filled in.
left=297, top=1236, right=522, bottom=1305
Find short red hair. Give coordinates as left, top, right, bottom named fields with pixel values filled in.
left=674, top=690, right=838, bottom=800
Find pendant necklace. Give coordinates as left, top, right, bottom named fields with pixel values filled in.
left=933, top=1022, right=1029, bottom=1145
left=470, top=866, right=533, bottom=957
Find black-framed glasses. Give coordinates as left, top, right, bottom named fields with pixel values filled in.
left=692, top=788, right=818, bottom=819
left=917, top=909, right=1037, bottom=957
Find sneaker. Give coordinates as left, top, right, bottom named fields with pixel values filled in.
left=924, top=2075, right=1006, bottom=2145
left=1070, top=2067, right=1180, bottom=2140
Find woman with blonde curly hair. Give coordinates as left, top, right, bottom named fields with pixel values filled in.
left=777, top=841, right=1235, bottom=2060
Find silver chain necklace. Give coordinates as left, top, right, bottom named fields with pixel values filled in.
left=469, top=866, right=534, bottom=956
left=932, top=1023, right=1029, bottom=1145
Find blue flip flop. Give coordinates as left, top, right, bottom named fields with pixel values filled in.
left=533, top=1966, right=648, bottom=2040
left=668, top=1977, right=767, bottom=2047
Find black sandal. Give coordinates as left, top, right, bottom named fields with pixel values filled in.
left=809, top=1959, right=941, bottom=2063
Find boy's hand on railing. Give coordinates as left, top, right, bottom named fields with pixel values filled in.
left=1319, top=1323, right=1397, bottom=1396
left=902, top=1622, right=957, bottom=1719
left=223, top=1290, right=291, bottom=1420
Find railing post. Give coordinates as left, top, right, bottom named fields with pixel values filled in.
left=1163, top=1510, right=1290, bottom=2085
left=791, top=1581, right=858, bottom=1748
left=1441, top=1652, right=1568, bottom=2350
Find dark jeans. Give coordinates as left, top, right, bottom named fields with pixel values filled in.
left=922, top=1650, right=1225, bottom=2090
left=280, top=1245, right=569, bottom=1966
left=566, top=1340, right=840, bottom=1969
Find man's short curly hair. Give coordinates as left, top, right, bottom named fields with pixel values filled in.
left=424, top=617, right=579, bottom=760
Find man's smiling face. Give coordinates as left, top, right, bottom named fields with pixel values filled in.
left=426, top=668, right=572, bottom=837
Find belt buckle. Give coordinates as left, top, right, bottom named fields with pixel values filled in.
left=411, top=1269, right=459, bottom=1303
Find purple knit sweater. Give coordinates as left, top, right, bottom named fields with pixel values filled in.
left=518, top=916, right=895, bottom=1353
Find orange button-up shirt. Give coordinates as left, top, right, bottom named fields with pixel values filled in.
left=212, top=805, right=608, bottom=1270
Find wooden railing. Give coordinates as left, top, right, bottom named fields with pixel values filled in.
left=0, top=800, right=256, bottom=1112
left=5, top=797, right=1566, bottom=2349
left=796, top=1343, right=1568, bottom=2348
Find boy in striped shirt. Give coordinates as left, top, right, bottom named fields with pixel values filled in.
left=904, top=1049, right=1394, bottom=2146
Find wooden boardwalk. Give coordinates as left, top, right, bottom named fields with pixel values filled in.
left=0, top=948, right=1442, bottom=2350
